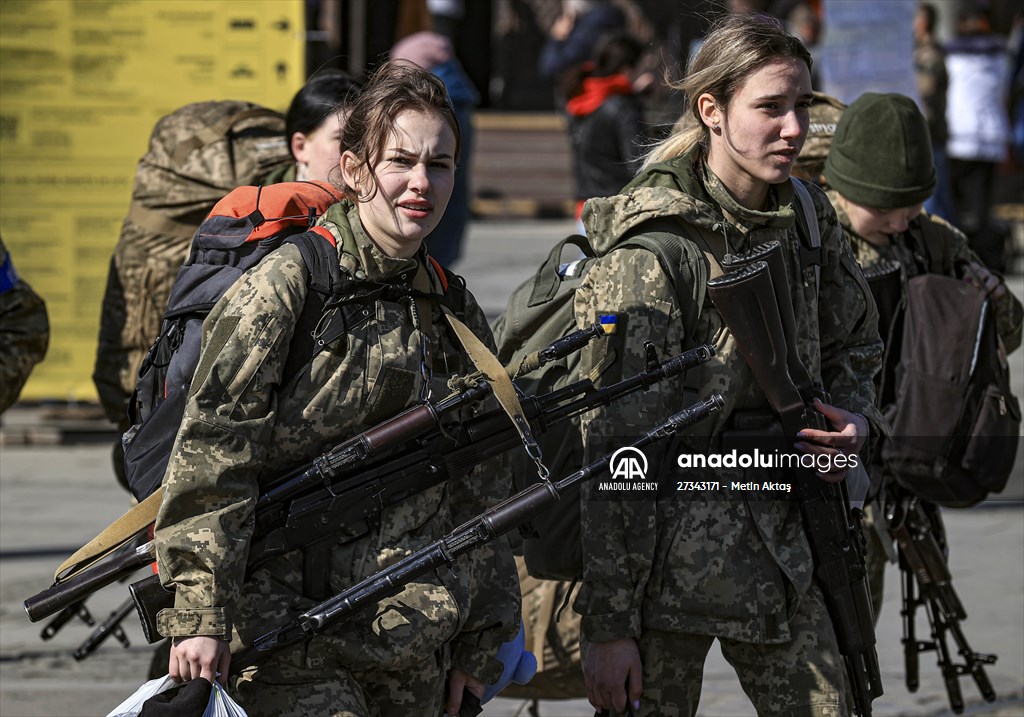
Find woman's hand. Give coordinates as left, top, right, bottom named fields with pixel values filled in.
left=794, top=398, right=869, bottom=482
left=583, top=637, right=643, bottom=714
left=964, top=261, right=1007, bottom=302
left=169, top=635, right=231, bottom=686
left=446, top=668, right=485, bottom=716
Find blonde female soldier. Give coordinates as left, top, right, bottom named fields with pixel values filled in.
left=153, top=62, right=519, bottom=717
left=573, top=15, right=884, bottom=716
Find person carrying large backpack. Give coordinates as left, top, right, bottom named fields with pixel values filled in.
left=93, top=71, right=362, bottom=445
left=152, top=62, right=518, bottom=717
left=822, top=92, right=1023, bottom=619
left=570, top=15, right=884, bottom=716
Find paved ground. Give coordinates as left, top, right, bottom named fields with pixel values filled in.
left=1, top=217, right=1022, bottom=716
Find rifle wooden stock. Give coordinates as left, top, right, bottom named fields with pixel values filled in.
left=24, top=541, right=154, bottom=623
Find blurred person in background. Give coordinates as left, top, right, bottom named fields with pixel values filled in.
left=914, top=1, right=956, bottom=224
left=563, top=30, right=647, bottom=233
left=0, top=235, right=49, bottom=415
left=539, top=0, right=626, bottom=87
left=944, top=3, right=1012, bottom=272
left=390, top=30, right=479, bottom=268
left=785, top=2, right=823, bottom=89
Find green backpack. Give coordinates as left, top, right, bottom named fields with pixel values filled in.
left=492, top=226, right=705, bottom=580
left=493, top=180, right=822, bottom=581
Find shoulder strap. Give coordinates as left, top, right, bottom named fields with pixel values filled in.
left=619, top=217, right=719, bottom=332
left=281, top=230, right=369, bottom=382
left=791, top=178, right=821, bottom=291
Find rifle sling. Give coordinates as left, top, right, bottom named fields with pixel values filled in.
left=440, top=305, right=543, bottom=477
left=54, top=487, right=163, bottom=582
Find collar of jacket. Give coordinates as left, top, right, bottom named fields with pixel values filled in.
left=582, top=145, right=796, bottom=254
left=566, top=72, right=633, bottom=117
left=317, top=200, right=442, bottom=292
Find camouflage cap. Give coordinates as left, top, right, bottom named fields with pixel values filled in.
left=793, top=92, right=846, bottom=184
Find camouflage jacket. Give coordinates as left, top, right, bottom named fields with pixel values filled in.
left=572, top=152, right=883, bottom=644
left=829, top=194, right=1023, bottom=355
left=154, top=201, right=519, bottom=682
left=0, top=237, right=49, bottom=413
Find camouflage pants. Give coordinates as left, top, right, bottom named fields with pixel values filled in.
left=231, top=642, right=448, bottom=717
left=593, top=582, right=848, bottom=717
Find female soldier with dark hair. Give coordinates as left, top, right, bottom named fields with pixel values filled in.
left=265, top=68, right=363, bottom=184
left=573, top=14, right=884, bottom=716
left=154, top=61, right=519, bottom=717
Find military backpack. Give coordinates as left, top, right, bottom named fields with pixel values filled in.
left=121, top=181, right=346, bottom=501
left=95, top=101, right=293, bottom=429
left=493, top=228, right=703, bottom=580
left=881, top=271, right=1021, bottom=507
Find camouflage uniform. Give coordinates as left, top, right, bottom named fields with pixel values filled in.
left=572, top=150, right=884, bottom=716
left=153, top=201, right=519, bottom=717
left=0, top=237, right=49, bottom=414
left=830, top=196, right=1023, bottom=621
left=792, top=93, right=847, bottom=186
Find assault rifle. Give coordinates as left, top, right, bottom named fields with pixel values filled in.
left=237, top=394, right=724, bottom=666
left=23, top=324, right=604, bottom=623
left=707, top=241, right=883, bottom=717
left=27, top=330, right=716, bottom=638
left=888, top=488, right=997, bottom=714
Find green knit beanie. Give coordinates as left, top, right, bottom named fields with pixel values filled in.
left=824, top=92, right=936, bottom=209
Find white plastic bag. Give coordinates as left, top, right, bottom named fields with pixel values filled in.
left=105, top=674, right=248, bottom=717
left=203, top=681, right=248, bottom=717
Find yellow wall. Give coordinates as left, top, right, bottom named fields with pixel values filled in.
left=0, top=0, right=304, bottom=401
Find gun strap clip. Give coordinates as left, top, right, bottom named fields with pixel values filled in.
left=440, top=306, right=549, bottom=482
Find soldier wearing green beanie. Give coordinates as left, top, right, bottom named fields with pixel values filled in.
left=823, top=91, right=1022, bottom=624
left=825, top=92, right=937, bottom=209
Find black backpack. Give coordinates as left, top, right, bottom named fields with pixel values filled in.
left=881, top=272, right=1021, bottom=507
left=122, top=181, right=348, bottom=502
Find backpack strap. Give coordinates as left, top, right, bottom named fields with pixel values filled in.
left=619, top=217, right=722, bottom=334
left=791, top=178, right=822, bottom=291
left=281, top=230, right=371, bottom=382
